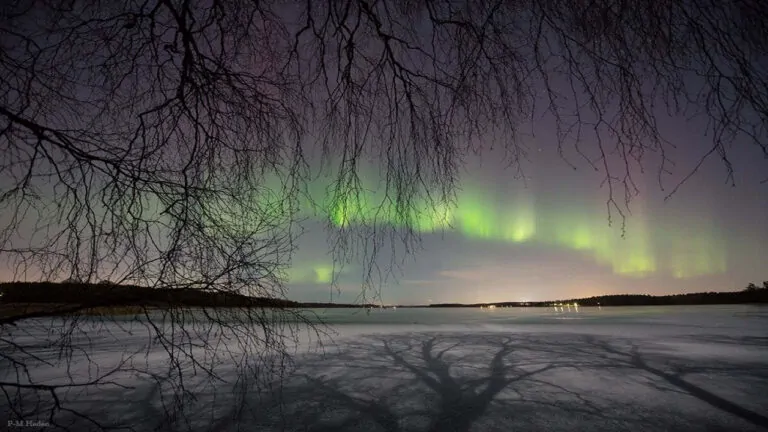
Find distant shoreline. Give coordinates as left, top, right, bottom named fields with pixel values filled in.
left=1, top=281, right=767, bottom=321
left=423, top=290, right=768, bottom=308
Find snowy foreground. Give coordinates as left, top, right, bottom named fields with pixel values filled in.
left=2, top=305, right=768, bottom=431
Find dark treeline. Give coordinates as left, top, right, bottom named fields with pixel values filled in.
left=300, top=302, right=383, bottom=309
left=0, top=281, right=299, bottom=309
left=2, top=282, right=767, bottom=315
left=0, top=282, right=388, bottom=315
left=549, top=291, right=768, bottom=307
left=431, top=285, right=768, bottom=308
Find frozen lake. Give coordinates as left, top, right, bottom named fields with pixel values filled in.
left=2, top=305, right=767, bottom=431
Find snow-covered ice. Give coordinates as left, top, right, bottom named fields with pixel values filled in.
left=1, top=305, right=767, bottom=431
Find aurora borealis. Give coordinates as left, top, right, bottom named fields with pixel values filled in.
left=1, top=124, right=763, bottom=304
left=284, top=130, right=767, bottom=304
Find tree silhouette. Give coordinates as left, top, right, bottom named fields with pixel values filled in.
left=1, top=0, right=767, bottom=429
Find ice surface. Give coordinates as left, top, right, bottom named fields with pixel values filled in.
left=1, top=305, right=767, bottom=431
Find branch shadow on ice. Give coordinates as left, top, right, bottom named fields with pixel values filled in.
left=577, top=335, right=768, bottom=429
left=5, top=331, right=767, bottom=431
left=278, top=334, right=607, bottom=432
left=255, top=332, right=768, bottom=432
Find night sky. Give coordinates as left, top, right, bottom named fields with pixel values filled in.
left=286, top=114, right=767, bottom=304
left=1, top=1, right=766, bottom=305
left=2, top=68, right=766, bottom=305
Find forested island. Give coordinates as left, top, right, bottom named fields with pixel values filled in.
left=1, top=280, right=767, bottom=321
left=0, top=281, right=385, bottom=321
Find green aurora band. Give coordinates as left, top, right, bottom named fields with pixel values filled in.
left=205, top=169, right=728, bottom=283
left=288, top=263, right=336, bottom=284
left=309, top=178, right=725, bottom=280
